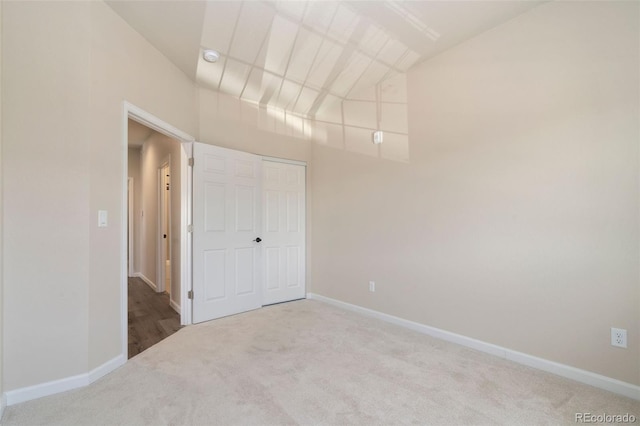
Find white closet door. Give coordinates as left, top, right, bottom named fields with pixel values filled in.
left=262, top=160, right=306, bottom=305
left=192, top=142, right=263, bottom=323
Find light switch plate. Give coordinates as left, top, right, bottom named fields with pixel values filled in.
left=98, top=210, right=108, bottom=227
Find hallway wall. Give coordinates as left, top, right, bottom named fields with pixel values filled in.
left=139, top=133, right=182, bottom=309
left=127, top=148, right=142, bottom=275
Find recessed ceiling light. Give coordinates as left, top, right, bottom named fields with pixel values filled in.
left=203, top=49, right=220, bottom=63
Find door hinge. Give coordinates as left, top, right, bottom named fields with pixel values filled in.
left=187, top=224, right=193, bottom=233
left=188, top=158, right=194, bottom=167
left=188, top=290, right=194, bottom=299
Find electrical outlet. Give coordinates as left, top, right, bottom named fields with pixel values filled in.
left=611, top=327, right=627, bottom=348
left=369, top=281, right=375, bottom=292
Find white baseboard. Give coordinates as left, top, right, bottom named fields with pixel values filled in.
left=170, top=299, right=181, bottom=314
left=307, top=293, right=640, bottom=401
left=5, top=354, right=126, bottom=406
left=134, top=272, right=157, bottom=291
left=87, top=354, right=126, bottom=384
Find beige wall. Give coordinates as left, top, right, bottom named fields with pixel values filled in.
left=310, top=1, right=640, bottom=385
left=128, top=148, right=141, bottom=274
left=3, top=1, right=197, bottom=391
left=138, top=133, right=182, bottom=307
left=3, top=1, right=91, bottom=390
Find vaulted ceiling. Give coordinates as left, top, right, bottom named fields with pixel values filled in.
left=106, top=1, right=542, bottom=121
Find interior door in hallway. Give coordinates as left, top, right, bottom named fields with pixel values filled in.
left=192, top=142, right=263, bottom=323
left=262, top=160, right=306, bottom=305
left=159, top=162, right=171, bottom=296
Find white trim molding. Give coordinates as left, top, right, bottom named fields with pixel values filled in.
left=87, top=355, right=126, bottom=384
left=307, top=293, right=640, bottom=401
left=170, top=299, right=181, bottom=315
left=133, top=272, right=157, bottom=292
left=261, top=155, right=307, bottom=167
left=125, top=102, right=195, bottom=143
left=180, top=141, right=193, bottom=326
left=5, top=355, right=126, bottom=406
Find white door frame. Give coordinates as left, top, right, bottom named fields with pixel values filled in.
left=122, top=102, right=194, bottom=361
left=156, top=157, right=171, bottom=294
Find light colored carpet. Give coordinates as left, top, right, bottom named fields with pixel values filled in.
left=2, top=299, right=638, bottom=425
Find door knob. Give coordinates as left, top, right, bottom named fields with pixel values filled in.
left=253, top=237, right=262, bottom=243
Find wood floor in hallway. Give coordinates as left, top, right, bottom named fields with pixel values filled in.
left=128, top=276, right=181, bottom=359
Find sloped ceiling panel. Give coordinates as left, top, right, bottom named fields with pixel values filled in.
left=106, top=0, right=206, bottom=81
left=107, top=0, right=543, bottom=122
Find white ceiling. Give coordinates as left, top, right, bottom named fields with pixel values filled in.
left=107, top=1, right=542, bottom=120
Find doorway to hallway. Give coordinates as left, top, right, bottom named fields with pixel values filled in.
left=126, top=116, right=187, bottom=357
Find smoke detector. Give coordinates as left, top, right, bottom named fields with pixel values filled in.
left=203, top=50, right=220, bottom=63
left=372, top=130, right=384, bottom=144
